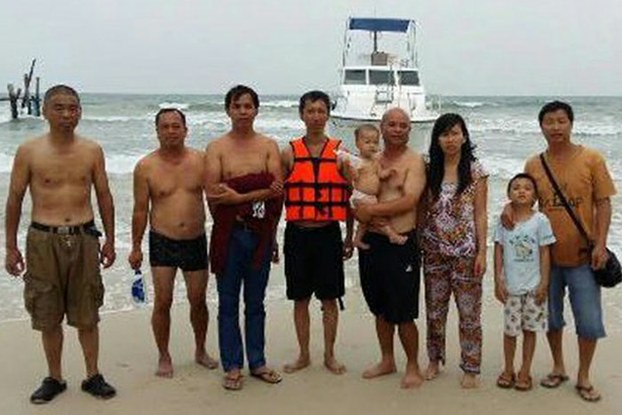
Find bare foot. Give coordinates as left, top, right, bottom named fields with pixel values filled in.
left=283, top=356, right=311, bottom=374
left=195, top=352, right=219, bottom=370
left=424, top=361, right=441, bottom=380
left=156, top=355, right=174, bottom=378
left=401, top=363, right=424, bottom=389
left=324, top=356, right=346, bottom=375
left=362, top=361, right=396, bottom=379
left=461, top=373, right=480, bottom=389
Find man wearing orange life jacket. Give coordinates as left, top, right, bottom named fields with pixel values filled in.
left=281, top=90, right=354, bottom=375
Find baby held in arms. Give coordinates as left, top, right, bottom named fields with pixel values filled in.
left=337, top=124, right=407, bottom=249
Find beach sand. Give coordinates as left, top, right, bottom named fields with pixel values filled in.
left=1, top=264, right=621, bottom=415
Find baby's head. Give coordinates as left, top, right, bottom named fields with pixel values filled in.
left=507, top=173, right=538, bottom=207
left=354, top=124, right=380, bottom=159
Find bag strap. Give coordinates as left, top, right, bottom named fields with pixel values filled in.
left=539, top=153, right=592, bottom=246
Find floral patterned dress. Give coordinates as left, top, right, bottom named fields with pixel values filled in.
left=421, top=160, right=487, bottom=374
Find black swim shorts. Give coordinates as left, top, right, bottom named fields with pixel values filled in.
left=358, top=230, right=420, bottom=324
left=284, top=222, right=345, bottom=301
left=149, top=230, right=208, bottom=272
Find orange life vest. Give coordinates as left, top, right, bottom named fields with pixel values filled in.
left=284, top=137, right=350, bottom=221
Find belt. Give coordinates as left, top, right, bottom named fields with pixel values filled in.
left=31, top=220, right=96, bottom=235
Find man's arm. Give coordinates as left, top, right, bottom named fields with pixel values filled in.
left=281, top=145, right=293, bottom=178
left=343, top=208, right=354, bottom=259
left=236, top=139, right=283, bottom=202
left=128, top=161, right=150, bottom=270
left=207, top=140, right=283, bottom=205
left=358, top=154, right=426, bottom=221
left=4, top=145, right=30, bottom=276
left=92, top=145, right=116, bottom=268
left=536, top=245, right=551, bottom=304
left=204, top=141, right=223, bottom=213
left=592, top=197, right=612, bottom=269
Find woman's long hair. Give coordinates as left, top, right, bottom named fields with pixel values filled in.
left=427, top=113, right=477, bottom=199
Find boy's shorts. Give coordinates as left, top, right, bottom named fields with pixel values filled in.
left=504, top=291, right=547, bottom=337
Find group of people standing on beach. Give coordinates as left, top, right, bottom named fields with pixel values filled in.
left=3, top=84, right=616, bottom=405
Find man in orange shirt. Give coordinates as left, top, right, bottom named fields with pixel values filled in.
left=522, top=101, right=616, bottom=402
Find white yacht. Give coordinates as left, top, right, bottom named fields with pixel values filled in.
left=331, top=17, right=439, bottom=125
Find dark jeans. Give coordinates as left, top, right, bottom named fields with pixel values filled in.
left=216, top=227, right=271, bottom=372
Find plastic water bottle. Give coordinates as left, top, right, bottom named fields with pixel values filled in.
left=131, top=269, right=147, bottom=305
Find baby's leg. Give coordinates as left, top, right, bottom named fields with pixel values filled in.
left=381, top=224, right=407, bottom=245
left=353, top=222, right=370, bottom=250
left=350, top=191, right=376, bottom=250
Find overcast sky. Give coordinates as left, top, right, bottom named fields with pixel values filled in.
left=0, top=0, right=620, bottom=96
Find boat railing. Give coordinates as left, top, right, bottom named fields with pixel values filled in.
left=367, top=52, right=412, bottom=68
left=374, top=85, right=394, bottom=103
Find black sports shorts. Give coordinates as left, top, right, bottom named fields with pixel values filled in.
left=284, top=222, right=345, bottom=301
left=358, top=230, right=420, bottom=324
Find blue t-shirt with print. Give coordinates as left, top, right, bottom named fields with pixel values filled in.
left=494, top=211, right=556, bottom=295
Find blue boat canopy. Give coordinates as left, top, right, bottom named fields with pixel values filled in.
left=349, top=18, right=412, bottom=33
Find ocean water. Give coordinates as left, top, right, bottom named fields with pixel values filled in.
left=0, top=95, right=621, bottom=327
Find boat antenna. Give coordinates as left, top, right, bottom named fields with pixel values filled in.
left=372, top=30, right=378, bottom=53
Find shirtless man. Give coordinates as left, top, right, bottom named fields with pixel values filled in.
left=355, top=108, right=427, bottom=389
left=281, top=90, right=353, bottom=375
left=4, top=85, right=116, bottom=403
left=128, top=108, right=218, bottom=378
left=205, top=85, right=283, bottom=391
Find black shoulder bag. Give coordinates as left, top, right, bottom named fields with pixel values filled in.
left=539, top=153, right=621, bottom=288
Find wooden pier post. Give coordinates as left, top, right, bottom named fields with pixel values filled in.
left=7, top=84, right=21, bottom=120
left=33, top=77, right=41, bottom=116
left=3, top=59, right=39, bottom=120
left=21, top=59, right=36, bottom=115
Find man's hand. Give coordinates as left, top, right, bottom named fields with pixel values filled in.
left=207, top=183, right=242, bottom=205
left=534, top=283, right=548, bottom=305
left=100, top=240, right=116, bottom=269
left=500, top=202, right=515, bottom=230
left=494, top=279, right=508, bottom=304
left=591, top=243, right=608, bottom=270
left=271, top=241, right=280, bottom=264
left=269, top=179, right=284, bottom=196
left=5, top=248, right=25, bottom=276
left=343, top=238, right=354, bottom=260
left=128, top=248, right=143, bottom=270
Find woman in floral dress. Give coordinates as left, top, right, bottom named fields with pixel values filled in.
left=420, top=113, right=488, bottom=388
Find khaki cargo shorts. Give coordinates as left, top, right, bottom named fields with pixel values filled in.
left=23, top=224, right=104, bottom=331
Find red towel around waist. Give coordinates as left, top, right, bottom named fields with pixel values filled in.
left=209, top=172, right=283, bottom=275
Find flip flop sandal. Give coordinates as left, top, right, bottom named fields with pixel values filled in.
left=250, top=369, right=283, bottom=384
left=575, top=385, right=602, bottom=402
left=496, top=372, right=515, bottom=389
left=514, top=376, right=533, bottom=391
left=222, top=373, right=244, bottom=391
left=540, top=373, right=569, bottom=388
